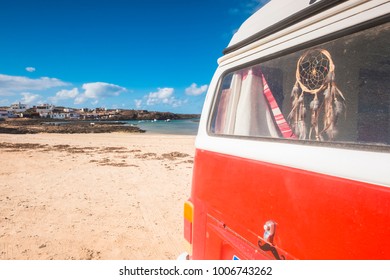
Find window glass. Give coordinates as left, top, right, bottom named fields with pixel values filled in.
left=210, top=23, right=390, bottom=146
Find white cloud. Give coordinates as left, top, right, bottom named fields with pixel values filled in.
left=0, top=73, right=131, bottom=107
left=185, top=83, right=208, bottom=96
left=146, top=87, right=175, bottom=106
left=134, top=99, right=142, bottom=109
left=82, top=82, right=126, bottom=98
left=25, top=67, right=36, bottom=73
left=171, top=99, right=187, bottom=108
left=49, top=88, right=79, bottom=104
left=21, top=92, right=42, bottom=105
left=74, top=82, right=127, bottom=105
left=144, top=87, right=187, bottom=108
left=74, top=95, right=86, bottom=105
left=57, top=88, right=79, bottom=99
left=0, top=74, right=69, bottom=95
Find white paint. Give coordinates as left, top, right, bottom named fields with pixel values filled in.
left=195, top=135, right=390, bottom=188
left=196, top=0, right=390, bottom=188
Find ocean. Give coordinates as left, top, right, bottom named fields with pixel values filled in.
left=125, top=118, right=200, bottom=135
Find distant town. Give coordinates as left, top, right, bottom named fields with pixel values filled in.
left=0, top=102, right=200, bottom=121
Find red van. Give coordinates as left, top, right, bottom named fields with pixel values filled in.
left=182, top=0, right=390, bottom=260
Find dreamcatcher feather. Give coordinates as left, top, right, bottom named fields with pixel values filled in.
left=288, top=49, right=346, bottom=141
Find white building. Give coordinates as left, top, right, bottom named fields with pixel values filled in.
left=9, top=102, right=27, bottom=113
left=36, top=104, right=54, bottom=118
left=50, top=107, right=80, bottom=119
left=0, top=110, right=15, bottom=118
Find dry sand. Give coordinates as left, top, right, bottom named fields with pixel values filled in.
left=0, top=133, right=195, bottom=260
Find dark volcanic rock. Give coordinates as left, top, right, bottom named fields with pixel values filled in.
left=0, top=119, right=145, bottom=134
left=110, top=110, right=200, bottom=121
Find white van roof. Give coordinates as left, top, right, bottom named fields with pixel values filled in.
left=224, top=0, right=346, bottom=54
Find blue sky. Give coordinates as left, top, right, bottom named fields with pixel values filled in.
left=0, top=0, right=269, bottom=113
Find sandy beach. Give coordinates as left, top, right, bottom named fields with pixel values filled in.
left=0, top=133, right=195, bottom=260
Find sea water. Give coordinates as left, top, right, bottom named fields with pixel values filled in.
left=125, top=119, right=199, bottom=135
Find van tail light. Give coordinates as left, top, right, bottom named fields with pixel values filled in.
left=183, top=200, right=194, bottom=254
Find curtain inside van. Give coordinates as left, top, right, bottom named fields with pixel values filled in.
left=233, top=67, right=279, bottom=137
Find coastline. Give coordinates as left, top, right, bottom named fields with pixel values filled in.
left=0, top=118, right=145, bottom=134
left=0, top=133, right=195, bottom=259
left=0, top=118, right=200, bottom=135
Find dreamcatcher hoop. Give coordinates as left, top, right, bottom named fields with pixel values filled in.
left=295, top=49, right=334, bottom=94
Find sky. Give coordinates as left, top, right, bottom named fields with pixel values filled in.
left=0, top=0, right=269, bottom=114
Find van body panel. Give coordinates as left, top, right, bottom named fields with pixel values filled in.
left=225, top=0, right=349, bottom=54
left=185, top=0, right=390, bottom=260
left=219, top=1, right=389, bottom=67
left=195, top=137, right=390, bottom=188
left=191, top=149, right=390, bottom=259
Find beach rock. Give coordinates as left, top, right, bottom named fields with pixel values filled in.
left=0, top=119, right=145, bottom=134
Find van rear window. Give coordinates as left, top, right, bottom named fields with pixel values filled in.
left=210, top=23, right=390, bottom=147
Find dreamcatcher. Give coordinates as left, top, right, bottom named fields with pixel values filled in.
left=288, top=49, right=346, bottom=140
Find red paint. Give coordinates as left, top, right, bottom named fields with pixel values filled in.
left=187, top=149, right=390, bottom=260
left=184, top=218, right=192, bottom=244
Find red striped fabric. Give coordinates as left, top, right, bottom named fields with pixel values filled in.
left=261, top=74, right=296, bottom=139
